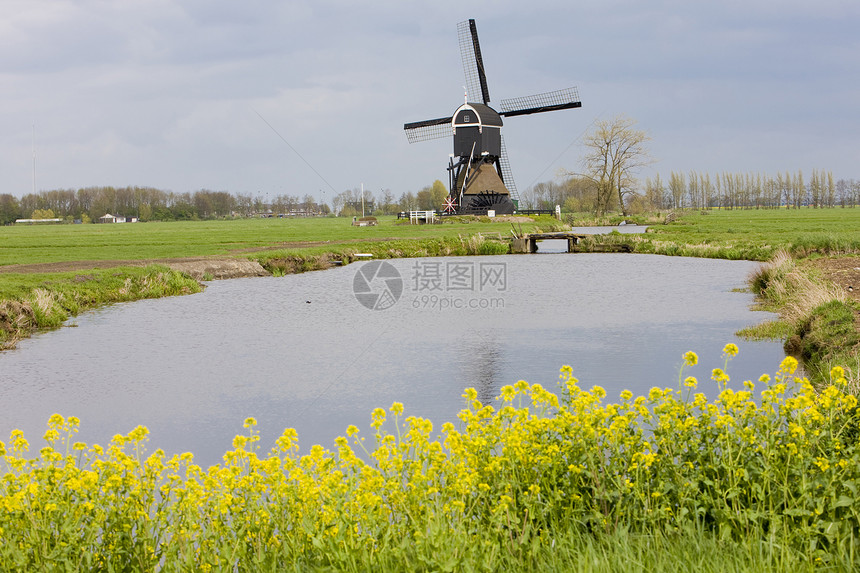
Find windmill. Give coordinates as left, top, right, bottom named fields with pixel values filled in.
left=404, top=19, right=582, bottom=215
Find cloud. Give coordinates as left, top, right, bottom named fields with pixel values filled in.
left=1, top=0, right=858, bottom=200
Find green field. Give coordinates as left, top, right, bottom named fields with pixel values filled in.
left=2, top=209, right=858, bottom=268
left=647, top=208, right=860, bottom=259
left=0, top=216, right=559, bottom=266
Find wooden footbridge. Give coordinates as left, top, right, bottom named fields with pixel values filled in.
left=510, top=231, right=632, bottom=254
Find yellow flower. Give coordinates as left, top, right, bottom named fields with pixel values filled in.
left=648, top=387, right=664, bottom=401
left=711, top=368, right=730, bottom=385
left=390, top=402, right=404, bottom=416
left=683, top=351, right=698, bottom=366
left=722, top=343, right=739, bottom=358
left=232, top=435, right=248, bottom=450
left=779, top=356, right=798, bottom=375
left=684, top=376, right=697, bottom=388
left=127, top=425, right=149, bottom=442
left=243, top=417, right=257, bottom=428
left=370, top=407, right=387, bottom=429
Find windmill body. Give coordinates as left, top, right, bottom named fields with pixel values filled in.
left=404, top=19, right=581, bottom=215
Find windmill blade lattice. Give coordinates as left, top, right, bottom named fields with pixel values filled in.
left=498, top=136, right=519, bottom=201
left=458, top=19, right=490, bottom=104
left=500, top=87, right=581, bottom=118
left=403, top=117, right=453, bottom=143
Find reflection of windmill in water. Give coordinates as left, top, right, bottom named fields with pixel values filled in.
left=404, top=19, right=582, bottom=215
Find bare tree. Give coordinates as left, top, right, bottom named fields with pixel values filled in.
left=571, top=115, right=652, bottom=216
left=669, top=172, right=685, bottom=209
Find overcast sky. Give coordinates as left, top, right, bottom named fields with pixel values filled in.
left=2, top=0, right=858, bottom=203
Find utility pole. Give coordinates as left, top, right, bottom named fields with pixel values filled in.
left=32, top=123, right=36, bottom=195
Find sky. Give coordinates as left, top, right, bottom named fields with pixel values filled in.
left=2, top=0, right=858, bottom=204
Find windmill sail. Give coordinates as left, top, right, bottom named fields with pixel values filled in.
left=498, top=136, right=519, bottom=202
left=500, top=87, right=581, bottom=118
left=458, top=19, right=490, bottom=105
left=403, top=116, right=452, bottom=143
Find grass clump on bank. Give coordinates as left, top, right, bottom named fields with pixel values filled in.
left=739, top=251, right=860, bottom=389
left=1, top=350, right=858, bottom=571
left=0, top=266, right=201, bottom=349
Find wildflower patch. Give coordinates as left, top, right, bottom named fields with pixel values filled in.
left=1, top=347, right=859, bottom=570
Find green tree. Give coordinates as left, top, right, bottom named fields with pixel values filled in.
left=0, top=194, right=21, bottom=225
left=430, top=179, right=447, bottom=206
left=31, top=208, right=56, bottom=219
left=416, top=180, right=447, bottom=210
left=138, top=203, right=153, bottom=222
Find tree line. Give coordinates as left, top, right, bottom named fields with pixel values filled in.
left=0, top=187, right=331, bottom=225
left=0, top=180, right=455, bottom=225
left=643, top=169, right=859, bottom=210
left=520, top=170, right=860, bottom=214
left=521, top=115, right=858, bottom=215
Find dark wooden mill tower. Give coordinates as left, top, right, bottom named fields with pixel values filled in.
left=404, top=19, right=582, bottom=215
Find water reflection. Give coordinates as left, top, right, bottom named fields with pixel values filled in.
left=462, top=336, right=507, bottom=405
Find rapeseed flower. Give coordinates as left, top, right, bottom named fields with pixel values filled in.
left=683, top=351, right=698, bottom=366
left=2, top=350, right=858, bottom=569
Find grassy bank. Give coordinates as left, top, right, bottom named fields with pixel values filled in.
left=567, top=208, right=860, bottom=262
left=2, top=352, right=858, bottom=571
left=255, top=233, right=510, bottom=275
left=643, top=208, right=860, bottom=260
left=737, top=251, right=860, bottom=391
left=0, top=266, right=201, bottom=350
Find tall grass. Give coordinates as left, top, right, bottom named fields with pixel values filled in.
left=0, top=266, right=201, bottom=349
left=744, top=251, right=860, bottom=387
